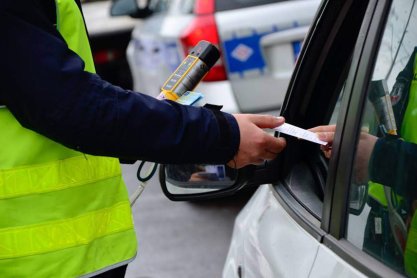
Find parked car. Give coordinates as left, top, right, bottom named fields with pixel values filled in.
left=82, top=0, right=138, bottom=89
left=159, top=0, right=417, bottom=277
left=111, top=0, right=321, bottom=113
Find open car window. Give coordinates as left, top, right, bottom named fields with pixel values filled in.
left=276, top=1, right=370, bottom=224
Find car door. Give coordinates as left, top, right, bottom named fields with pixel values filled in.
left=215, top=0, right=320, bottom=113
left=158, top=0, right=417, bottom=276
left=224, top=0, right=371, bottom=276
left=226, top=0, right=413, bottom=277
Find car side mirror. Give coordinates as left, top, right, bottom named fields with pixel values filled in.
left=160, top=164, right=240, bottom=201
left=110, top=0, right=153, bottom=18
left=159, top=159, right=283, bottom=201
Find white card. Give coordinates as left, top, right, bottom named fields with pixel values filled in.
left=274, top=123, right=328, bottom=145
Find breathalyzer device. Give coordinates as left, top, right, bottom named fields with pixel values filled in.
left=132, top=41, right=221, bottom=206
left=157, top=40, right=220, bottom=101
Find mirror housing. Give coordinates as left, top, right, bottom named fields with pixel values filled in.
left=159, top=158, right=282, bottom=201
left=110, top=0, right=153, bottom=18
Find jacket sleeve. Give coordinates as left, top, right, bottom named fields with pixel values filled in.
left=369, top=136, right=417, bottom=197
left=0, top=2, right=240, bottom=164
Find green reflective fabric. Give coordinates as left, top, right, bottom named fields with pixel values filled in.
left=0, top=155, right=120, bottom=200
left=401, top=55, right=417, bottom=144
left=0, top=201, right=132, bottom=259
left=0, top=162, right=128, bottom=229
left=368, top=183, right=388, bottom=207
left=0, top=109, right=81, bottom=168
left=0, top=230, right=137, bottom=278
left=56, top=0, right=95, bottom=73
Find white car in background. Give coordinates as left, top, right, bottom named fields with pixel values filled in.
left=82, top=0, right=139, bottom=89
left=112, top=0, right=321, bottom=113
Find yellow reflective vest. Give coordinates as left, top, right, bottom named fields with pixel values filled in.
left=0, top=1, right=137, bottom=277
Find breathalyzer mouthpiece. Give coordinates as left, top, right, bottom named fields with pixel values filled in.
left=157, top=40, right=220, bottom=101
left=189, top=40, right=220, bottom=69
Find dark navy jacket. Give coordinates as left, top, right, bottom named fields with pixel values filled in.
left=0, top=1, right=239, bottom=164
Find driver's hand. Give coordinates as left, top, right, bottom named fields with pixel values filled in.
left=309, top=125, right=336, bottom=159
left=310, top=124, right=377, bottom=183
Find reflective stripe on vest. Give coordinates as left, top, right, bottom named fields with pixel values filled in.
left=0, top=1, right=136, bottom=277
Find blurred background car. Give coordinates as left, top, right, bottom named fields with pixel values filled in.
left=113, top=0, right=321, bottom=113
left=82, top=0, right=139, bottom=89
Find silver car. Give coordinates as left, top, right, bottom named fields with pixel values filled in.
left=160, top=0, right=417, bottom=277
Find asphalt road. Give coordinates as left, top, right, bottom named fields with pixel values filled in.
left=121, top=162, right=251, bottom=278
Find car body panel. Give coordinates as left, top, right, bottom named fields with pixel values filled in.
left=223, top=184, right=319, bottom=278
left=215, top=0, right=320, bottom=112
left=223, top=184, right=365, bottom=278
left=309, top=246, right=366, bottom=278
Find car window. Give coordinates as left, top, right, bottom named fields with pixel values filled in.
left=343, top=0, right=417, bottom=276
left=215, top=0, right=287, bottom=12
left=149, top=0, right=194, bottom=14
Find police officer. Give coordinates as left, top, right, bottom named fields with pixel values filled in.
left=0, top=1, right=286, bottom=277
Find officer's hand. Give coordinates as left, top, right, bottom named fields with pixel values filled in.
left=228, top=114, right=286, bottom=169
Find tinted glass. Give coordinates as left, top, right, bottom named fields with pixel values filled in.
left=345, top=1, right=417, bottom=276
left=215, top=0, right=287, bottom=12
